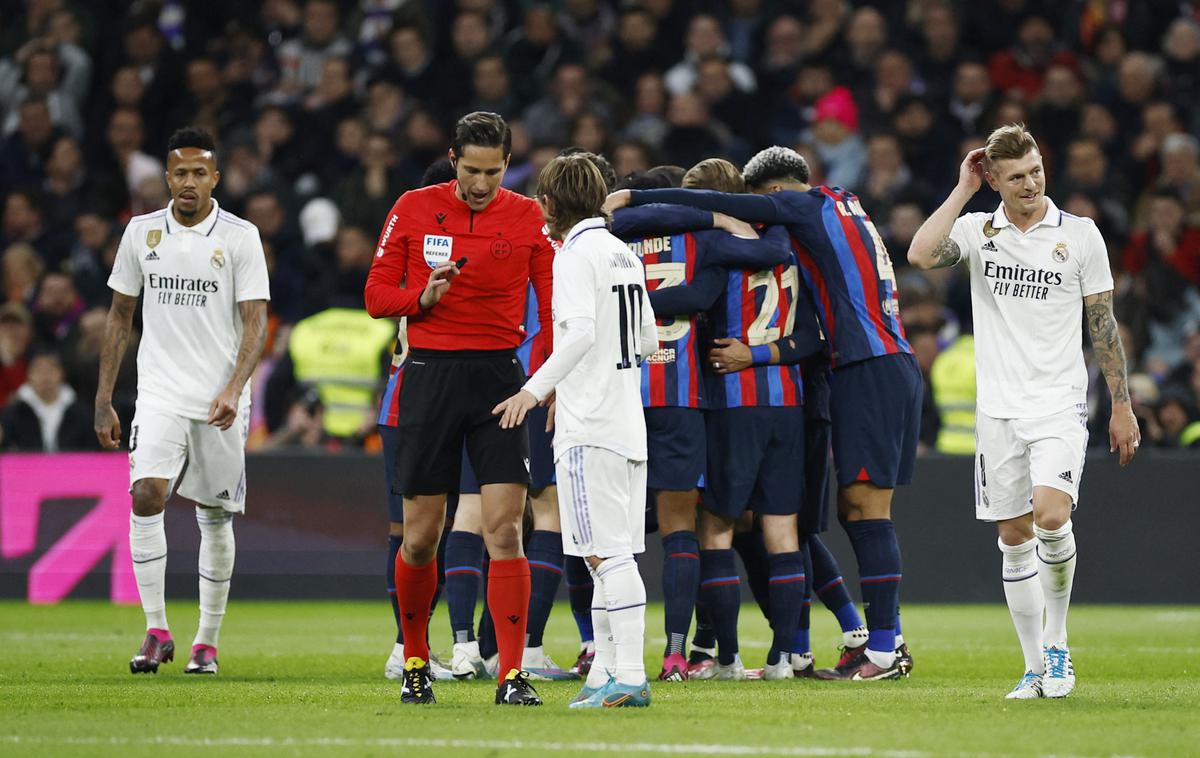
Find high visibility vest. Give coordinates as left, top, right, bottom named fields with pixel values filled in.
left=289, top=308, right=396, bottom=438
left=932, top=335, right=976, bottom=456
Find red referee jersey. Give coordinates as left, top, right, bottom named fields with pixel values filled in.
left=365, top=181, right=554, bottom=354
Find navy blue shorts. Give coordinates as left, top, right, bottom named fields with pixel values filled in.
left=527, top=404, right=556, bottom=491
left=646, top=407, right=705, bottom=491
left=829, top=352, right=922, bottom=488
left=799, top=419, right=832, bottom=535
left=704, top=406, right=805, bottom=520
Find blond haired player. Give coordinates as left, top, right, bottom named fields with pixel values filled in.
left=909, top=124, right=1139, bottom=699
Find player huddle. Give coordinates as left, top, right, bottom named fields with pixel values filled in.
left=102, top=112, right=1137, bottom=709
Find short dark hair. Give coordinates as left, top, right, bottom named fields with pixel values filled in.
left=558, top=147, right=616, bottom=193
left=420, top=158, right=457, bottom=187
left=742, top=146, right=810, bottom=188
left=645, top=165, right=686, bottom=188
left=167, top=126, right=217, bottom=157
left=451, top=111, right=511, bottom=157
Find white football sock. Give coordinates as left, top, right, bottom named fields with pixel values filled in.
left=194, top=507, right=235, bottom=648
left=1000, top=536, right=1045, bottom=674
left=1035, top=520, right=1076, bottom=648
left=595, top=556, right=647, bottom=686
left=864, top=647, right=896, bottom=668
left=586, top=573, right=614, bottom=689
left=130, top=512, right=168, bottom=631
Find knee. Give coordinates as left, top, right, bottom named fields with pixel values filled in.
left=401, top=537, right=438, bottom=566
left=130, top=481, right=166, bottom=517
left=485, top=520, right=522, bottom=554
left=1034, top=510, right=1070, bottom=532
left=997, top=521, right=1035, bottom=547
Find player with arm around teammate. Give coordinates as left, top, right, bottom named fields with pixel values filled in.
left=96, top=127, right=269, bottom=676
left=908, top=124, right=1139, bottom=699
left=494, top=154, right=658, bottom=708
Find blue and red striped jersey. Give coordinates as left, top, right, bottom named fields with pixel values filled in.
left=706, top=250, right=804, bottom=409
left=628, top=187, right=911, bottom=368
left=377, top=360, right=403, bottom=427
left=615, top=206, right=791, bottom=409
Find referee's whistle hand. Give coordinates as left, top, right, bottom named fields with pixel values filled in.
left=418, top=263, right=460, bottom=310
left=492, top=389, right=538, bottom=429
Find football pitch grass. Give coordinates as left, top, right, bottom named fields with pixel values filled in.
left=1, top=601, right=1197, bottom=757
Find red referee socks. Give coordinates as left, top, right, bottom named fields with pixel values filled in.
left=394, top=555, right=438, bottom=663
left=487, top=557, right=531, bottom=676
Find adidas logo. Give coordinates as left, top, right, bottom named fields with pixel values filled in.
left=981, top=241, right=998, bottom=252
left=215, top=489, right=231, bottom=500
left=1057, top=471, right=1073, bottom=484
left=144, top=251, right=159, bottom=261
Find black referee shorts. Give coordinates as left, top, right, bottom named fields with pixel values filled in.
left=393, top=348, right=530, bottom=497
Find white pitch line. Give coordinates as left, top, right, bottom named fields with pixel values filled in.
left=0, top=734, right=1145, bottom=758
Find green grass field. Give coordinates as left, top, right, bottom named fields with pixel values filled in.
left=1, top=600, right=1197, bottom=757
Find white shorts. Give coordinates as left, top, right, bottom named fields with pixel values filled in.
left=555, top=445, right=647, bottom=558
left=974, top=404, right=1088, bottom=522
left=129, top=403, right=250, bottom=513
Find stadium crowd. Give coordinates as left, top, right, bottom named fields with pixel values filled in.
left=2, top=0, right=1199, bottom=452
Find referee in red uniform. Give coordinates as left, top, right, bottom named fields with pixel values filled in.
left=365, top=112, right=553, bottom=705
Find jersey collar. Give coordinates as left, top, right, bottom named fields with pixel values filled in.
left=990, top=196, right=1062, bottom=233
left=563, top=217, right=606, bottom=247
left=164, top=199, right=221, bottom=236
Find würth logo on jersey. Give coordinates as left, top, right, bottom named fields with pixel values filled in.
left=377, top=214, right=398, bottom=257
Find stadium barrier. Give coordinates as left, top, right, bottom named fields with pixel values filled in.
left=1, top=451, right=1195, bottom=603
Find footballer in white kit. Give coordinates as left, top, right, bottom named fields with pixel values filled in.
left=95, top=127, right=270, bottom=677
left=494, top=155, right=657, bottom=709
left=910, top=125, right=1139, bottom=701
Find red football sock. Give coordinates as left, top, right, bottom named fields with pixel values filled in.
left=487, top=557, right=531, bottom=677
left=394, top=554, right=438, bottom=663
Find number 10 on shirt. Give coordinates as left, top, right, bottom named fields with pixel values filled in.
left=613, top=283, right=645, bottom=369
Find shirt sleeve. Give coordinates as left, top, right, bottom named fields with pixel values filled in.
left=1079, top=220, right=1115, bottom=297
left=947, top=213, right=978, bottom=268
left=551, top=249, right=597, bottom=324
left=522, top=317, right=594, bottom=402
left=647, top=265, right=726, bottom=315
left=364, top=198, right=423, bottom=318
left=234, top=226, right=271, bottom=302
left=528, top=206, right=556, bottom=358
left=706, top=225, right=791, bottom=269
left=107, top=224, right=143, bottom=296
left=638, top=277, right=659, bottom=360
left=609, top=204, right=713, bottom=238
left=628, top=189, right=781, bottom=223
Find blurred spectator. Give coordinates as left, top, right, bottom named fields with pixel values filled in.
left=0, top=303, right=33, bottom=408
left=324, top=225, right=374, bottom=309
left=611, top=139, right=654, bottom=180
left=0, top=40, right=85, bottom=139
left=914, top=3, right=962, bottom=101
left=838, top=6, right=889, bottom=90
left=182, top=55, right=251, bottom=140
left=31, top=271, right=83, bottom=346
left=659, top=93, right=731, bottom=169
left=1122, top=192, right=1200, bottom=286
left=623, top=72, right=668, bottom=150
left=259, top=384, right=331, bottom=449
left=804, top=87, right=865, bottom=190
left=379, top=22, right=439, bottom=105
left=802, top=0, right=848, bottom=62
left=522, top=63, right=606, bottom=145
left=104, top=108, right=164, bottom=215
left=1111, top=52, right=1163, bottom=144
left=0, top=349, right=94, bottom=451
left=989, top=16, right=1079, bottom=100
left=947, top=62, right=995, bottom=141
left=664, top=14, right=756, bottom=96
left=61, top=306, right=137, bottom=421
left=893, top=96, right=954, bottom=190
left=559, top=0, right=616, bottom=69
left=1154, top=133, right=1200, bottom=224
left=504, top=4, right=579, bottom=107
left=1162, top=19, right=1200, bottom=133
left=66, top=211, right=115, bottom=306
left=3, top=188, right=70, bottom=270
left=861, top=49, right=922, bottom=132
left=246, top=189, right=306, bottom=280
left=859, top=133, right=929, bottom=222
left=1033, top=65, right=1085, bottom=159
left=758, top=15, right=805, bottom=92
left=469, top=54, right=520, bottom=120
left=0, top=98, right=57, bottom=185
left=116, top=12, right=184, bottom=154
left=694, top=56, right=760, bottom=148
left=599, top=7, right=669, bottom=93
left=568, top=112, right=611, bottom=158
left=276, top=0, right=352, bottom=98
left=333, top=131, right=407, bottom=232
left=1056, top=138, right=1131, bottom=236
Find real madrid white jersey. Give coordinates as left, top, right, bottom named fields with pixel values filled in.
left=948, top=197, right=1114, bottom=419
left=109, top=200, right=271, bottom=420
left=547, top=217, right=656, bottom=462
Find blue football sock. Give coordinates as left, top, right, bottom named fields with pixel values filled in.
left=387, top=534, right=403, bottom=644
left=791, top=543, right=813, bottom=655
left=807, top=533, right=861, bottom=632
left=699, top=549, right=741, bottom=665
left=564, top=555, right=594, bottom=643
left=661, top=530, right=700, bottom=656
left=842, top=519, right=901, bottom=654
left=732, top=531, right=770, bottom=620
left=766, top=551, right=805, bottom=665
left=444, top=531, right=484, bottom=644
left=526, top=530, right=564, bottom=648
left=692, top=601, right=716, bottom=651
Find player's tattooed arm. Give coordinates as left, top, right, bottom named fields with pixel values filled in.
left=229, top=299, right=269, bottom=392
left=1085, top=289, right=1141, bottom=465
left=929, top=237, right=963, bottom=268
left=94, top=292, right=138, bottom=448
left=1084, top=290, right=1129, bottom=403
